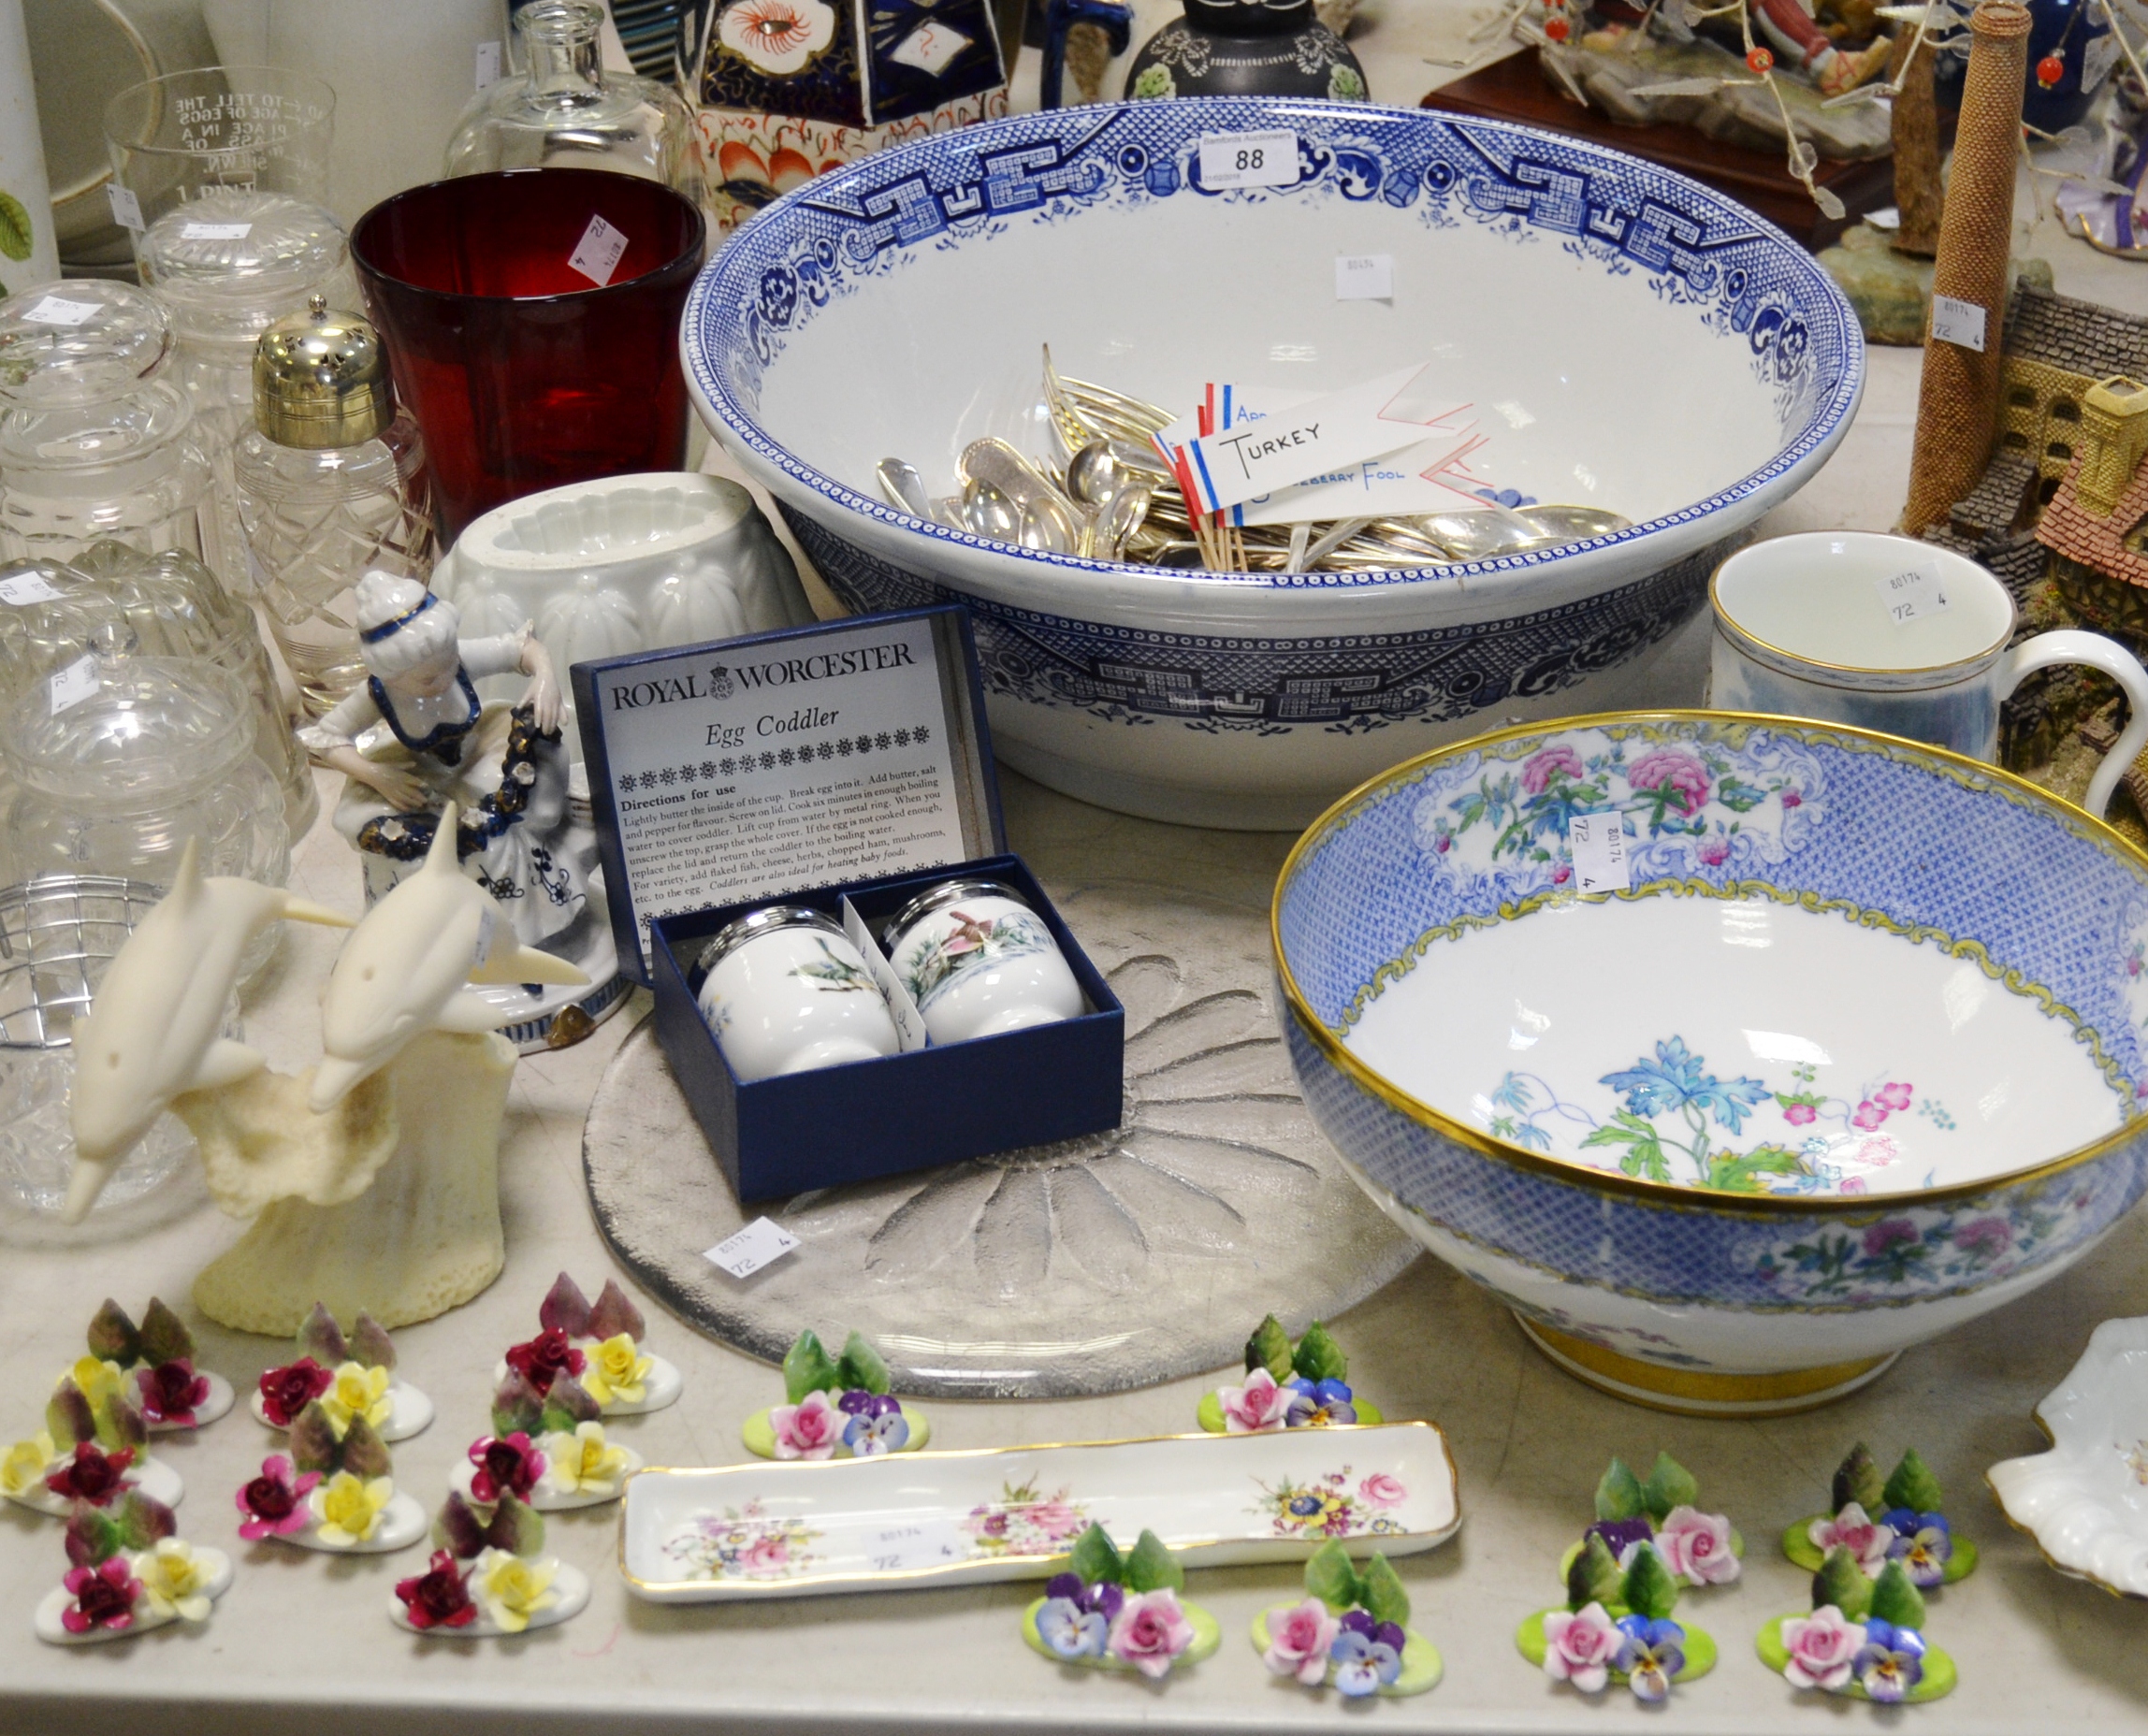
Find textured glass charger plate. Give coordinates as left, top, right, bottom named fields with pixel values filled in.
left=583, top=883, right=1417, bottom=1396
left=620, top=1423, right=1459, bottom=1602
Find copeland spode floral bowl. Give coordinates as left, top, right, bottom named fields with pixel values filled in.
left=1988, top=1316, right=2148, bottom=1597
left=1273, top=712, right=2148, bottom=1416
left=680, top=96, right=1862, bottom=830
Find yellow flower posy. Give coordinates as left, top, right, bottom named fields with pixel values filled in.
left=312, top=1470, right=395, bottom=1546
left=134, top=1538, right=215, bottom=1622
left=579, top=1334, right=652, bottom=1409
left=472, top=1546, right=558, bottom=1633
left=2, top=1431, right=56, bottom=1497
left=68, top=1356, right=125, bottom=1414
left=539, top=1422, right=630, bottom=1498
left=321, top=1362, right=393, bottom=1438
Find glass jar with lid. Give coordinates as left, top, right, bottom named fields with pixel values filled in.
left=236, top=297, right=434, bottom=719
left=135, top=192, right=352, bottom=595
left=0, top=649, right=290, bottom=980
left=0, top=282, right=221, bottom=573
left=444, top=0, right=702, bottom=199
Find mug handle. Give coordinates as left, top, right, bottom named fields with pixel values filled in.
left=1997, top=630, right=2148, bottom=818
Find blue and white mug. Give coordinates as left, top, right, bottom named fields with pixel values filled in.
left=1709, top=531, right=2148, bottom=817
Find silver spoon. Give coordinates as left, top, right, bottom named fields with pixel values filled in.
left=876, top=457, right=933, bottom=519
left=961, top=476, right=1022, bottom=542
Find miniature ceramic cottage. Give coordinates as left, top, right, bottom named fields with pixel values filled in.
left=2039, top=376, right=2148, bottom=641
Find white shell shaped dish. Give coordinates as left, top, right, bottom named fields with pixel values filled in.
left=449, top=1448, right=644, bottom=1512
left=35, top=1547, right=232, bottom=1645
left=275, top=1490, right=428, bottom=1555
left=622, top=1422, right=1459, bottom=1602
left=250, top=1380, right=433, bottom=1442
left=1989, top=1317, right=2148, bottom=1597
left=387, top=1559, right=590, bottom=1637
left=4, top=1455, right=183, bottom=1520
left=489, top=1353, right=681, bottom=1418
left=146, top=1373, right=236, bottom=1434
left=431, top=471, right=814, bottom=769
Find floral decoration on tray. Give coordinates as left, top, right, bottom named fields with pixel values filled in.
left=72, top=1298, right=232, bottom=1433
left=237, top=1399, right=423, bottom=1555
left=1757, top=1547, right=1955, bottom=1701
left=35, top=1492, right=231, bottom=1646
left=253, top=1302, right=432, bottom=1443
left=742, top=1328, right=929, bottom=1460
left=1254, top=1540, right=1442, bottom=1698
left=1023, top=1525, right=1219, bottom=1679
left=1518, top=1512, right=1719, bottom=1701
left=1200, top=1316, right=1384, bottom=1433
left=394, top=1488, right=590, bottom=1636
left=1781, top=1444, right=1973, bottom=1588
left=494, top=1273, right=680, bottom=1421
left=3, top=1366, right=181, bottom=1518
left=1560, top=1453, right=1743, bottom=1588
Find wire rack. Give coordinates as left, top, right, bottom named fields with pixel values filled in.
left=0, top=875, right=165, bottom=1049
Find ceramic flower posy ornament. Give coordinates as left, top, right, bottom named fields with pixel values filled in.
left=485, top=1357, right=643, bottom=1508
left=1566, top=1452, right=1744, bottom=1589
left=253, top=1301, right=430, bottom=1443
left=1756, top=1545, right=1957, bottom=1701
left=1254, top=1540, right=1442, bottom=1697
left=33, top=1490, right=232, bottom=1646
left=1023, top=1525, right=1219, bottom=1679
left=496, top=1273, right=678, bottom=1421
left=1783, top=1444, right=1974, bottom=1590
left=245, top=1397, right=423, bottom=1555
left=396, top=1484, right=590, bottom=1637
left=742, top=1328, right=929, bottom=1460
left=1202, top=1315, right=1384, bottom=1434
left=72, top=1298, right=231, bottom=1433
left=3, top=1367, right=181, bottom=1519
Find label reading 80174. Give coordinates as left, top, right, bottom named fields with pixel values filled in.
left=1197, top=130, right=1299, bottom=191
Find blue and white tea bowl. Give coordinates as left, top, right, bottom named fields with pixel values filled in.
left=680, top=98, right=1863, bottom=830
left=1273, top=712, right=2148, bottom=1415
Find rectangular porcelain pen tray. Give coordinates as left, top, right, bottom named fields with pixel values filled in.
left=620, top=1424, right=1459, bottom=1602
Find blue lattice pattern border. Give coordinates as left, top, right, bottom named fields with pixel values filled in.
left=684, top=95, right=1863, bottom=595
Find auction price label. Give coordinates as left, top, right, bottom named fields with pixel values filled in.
left=49, top=655, right=98, bottom=716
left=22, top=296, right=100, bottom=327
left=0, top=571, right=64, bottom=605
left=1875, top=562, right=1951, bottom=624
left=1197, top=130, right=1299, bottom=190
left=1567, top=812, right=1631, bottom=896
left=568, top=213, right=630, bottom=286
left=1929, top=294, right=1987, bottom=354
left=861, top=1520, right=966, bottom=1573
left=703, top=1216, right=801, bottom=1280
left=107, top=186, right=144, bottom=231
left=1335, top=253, right=1394, bottom=300
left=181, top=221, right=253, bottom=240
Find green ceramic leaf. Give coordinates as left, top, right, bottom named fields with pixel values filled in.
left=136, top=1298, right=193, bottom=1368
left=1304, top=1539, right=1360, bottom=1612
left=1291, top=1322, right=1349, bottom=1384
left=1621, top=1540, right=1680, bottom=1621
left=1196, top=1390, right=1226, bottom=1433
left=784, top=1330, right=837, bottom=1404
left=65, top=1504, right=123, bottom=1568
left=1945, top=1534, right=1979, bottom=1582
left=1882, top=1447, right=1944, bottom=1515
left=1812, top=1544, right=1873, bottom=1620
left=298, top=1302, right=347, bottom=1367
left=1867, top=1558, right=1926, bottom=1629
left=1024, top=1597, right=1221, bottom=1671
left=0, top=192, right=31, bottom=264
left=1595, top=1455, right=1645, bottom=1521
left=1360, top=1553, right=1411, bottom=1628
left=1067, top=1524, right=1123, bottom=1586
left=1755, top=1616, right=1954, bottom=1701
left=486, top=1492, right=545, bottom=1556
left=1832, top=1442, right=1884, bottom=1514
left=491, top=1369, right=544, bottom=1438
left=350, top=1312, right=397, bottom=1372
left=47, top=1380, right=94, bottom=1448
left=537, top=1272, right=591, bottom=1338
left=86, top=1300, right=140, bottom=1367
left=586, top=1280, right=645, bottom=1344
left=99, top=1396, right=146, bottom=1454
left=1568, top=1532, right=1623, bottom=1612
left=338, top=1414, right=391, bottom=1479
left=287, top=1401, right=338, bottom=1473
left=1124, top=1529, right=1183, bottom=1594
left=113, top=1490, right=174, bottom=1550
left=1245, top=1314, right=1293, bottom=1379
left=1640, top=1452, right=1699, bottom=1521
left=433, top=1492, right=486, bottom=1558
left=836, top=1331, right=890, bottom=1396
left=541, top=1372, right=601, bottom=1429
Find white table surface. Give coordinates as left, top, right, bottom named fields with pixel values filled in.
left=10, top=14, right=2148, bottom=1732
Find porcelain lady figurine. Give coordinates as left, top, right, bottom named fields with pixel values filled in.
left=298, top=573, right=586, bottom=948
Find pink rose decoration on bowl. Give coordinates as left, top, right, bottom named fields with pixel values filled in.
left=741, top=1534, right=794, bottom=1576
left=1781, top=1605, right=1865, bottom=1690
left=1521, top=745, right=1585, bottom=795
left=1262, top=1597, right=1341, bottom=1685
left=1808, top=1502, right=1892, bottom=1573
left=1541, top=1601, right=1619, bottom=1693
left=1217, top=1367, right=1291, bottom=1433
left=1656, top=1505, right=1739, bottom=1585
left=1358, top=1472, right=1406, bottom=1509
left=1107, top=1587, right=1195, bottom=1678
left=1627, top=749, right=1711, bottom=817
left=770, top=1388, right=845, bottom=1460
left=1029, top=1497, right=1085, bottom=1541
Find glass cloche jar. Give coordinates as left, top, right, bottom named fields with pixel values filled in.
left=444, top=0, right=702, bottom=199
left=236, top=297, right=434, bottom=719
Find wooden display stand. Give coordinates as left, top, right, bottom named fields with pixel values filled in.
left=1421, top=49, right=1895, bottom=253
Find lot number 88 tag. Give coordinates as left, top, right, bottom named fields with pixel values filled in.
left=1198, top=130, right=1299, bottom=190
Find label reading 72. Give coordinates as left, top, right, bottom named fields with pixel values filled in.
left=1874, top=563, right=1951, bottom=624
left=1197, top=131, right=1299, bottom=191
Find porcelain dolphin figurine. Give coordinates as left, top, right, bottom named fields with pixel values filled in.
left=65, top=840, right=353, bottom=1222
left=311, top=803, right=588, bottom=1110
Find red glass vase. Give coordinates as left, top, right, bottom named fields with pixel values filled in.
left=352, top=168, right=705, bottom=543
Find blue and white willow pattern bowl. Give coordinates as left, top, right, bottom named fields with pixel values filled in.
left=1273, top=713, right=2148, bottom=1415
left=681, top=98, right=1864, bottom=830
